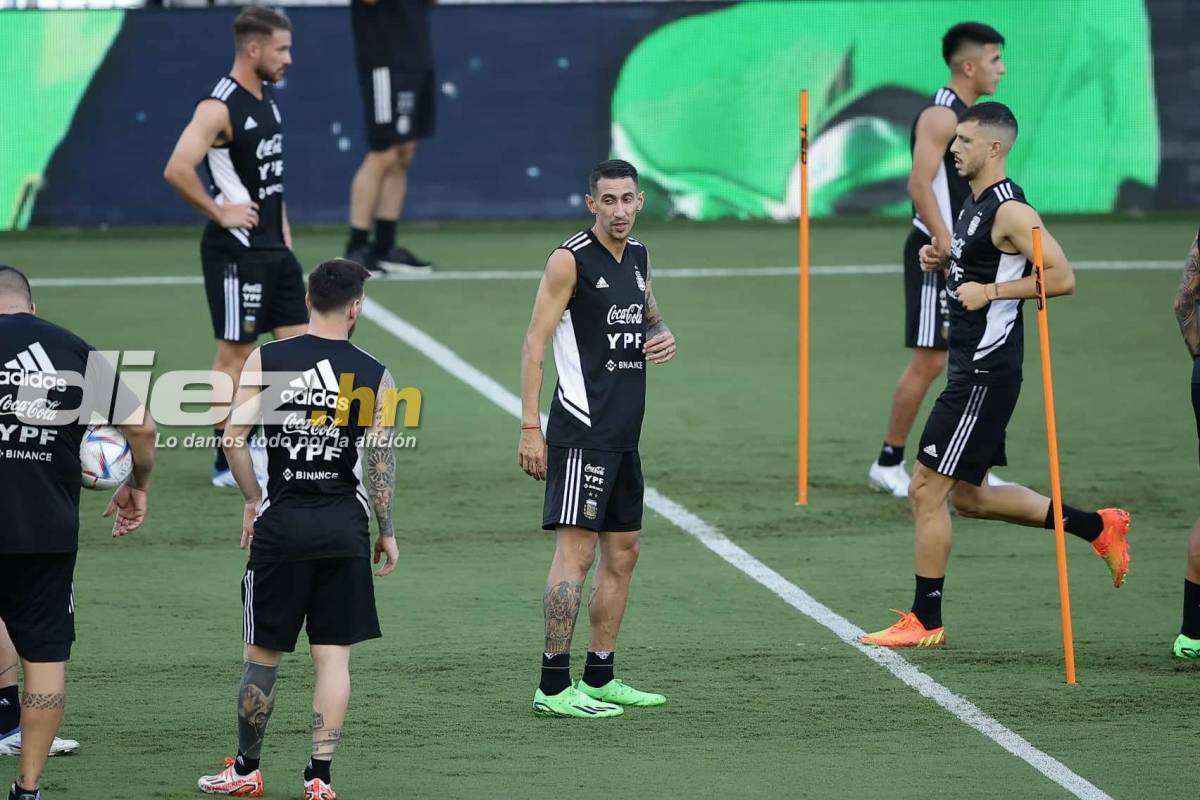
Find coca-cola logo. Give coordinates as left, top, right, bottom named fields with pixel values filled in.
left=256, top=133, right=283, bottom=160
left=606, top=304, right=643, bottom=326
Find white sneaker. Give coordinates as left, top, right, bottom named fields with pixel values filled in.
left=0, top=728, right=80, bottom=756
left=211, top=468, right=239, bottom=488
left=868, top=461, right=910, bottom=498
left=986, top=472, right=1016, bottom=488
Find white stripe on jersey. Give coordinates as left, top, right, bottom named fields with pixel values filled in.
left=973, top=252, right=1026, bottom=361
left=206, top=149, right=251, bottom=247
left=551, top=310, right=591, bottom=426
left=570, top=239, right=591, bottom=252
left=563, top=232, right=588, bottom=248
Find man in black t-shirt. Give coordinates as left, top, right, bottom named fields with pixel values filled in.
left=164, top=6, right=308, bottom=489
left=197, top=260, right=398, bottom=800
left=344, top=0, right=436, bottom=274
left=518, top=161, right=677, bottom=719
left=0, top=265, right=155, bottom=800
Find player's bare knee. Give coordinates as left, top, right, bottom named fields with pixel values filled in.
left=394, top=142, right=416, bottom=171
left=951, top=485, right=985, bottom=518
left=604, top=534, right=640, bottom=575
left=911, top=348, right=947, bottom=381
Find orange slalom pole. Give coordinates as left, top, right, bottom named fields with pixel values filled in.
left=1032, top=226, right=1077, bottom=685
left=797, top=89, right=810, bottom=506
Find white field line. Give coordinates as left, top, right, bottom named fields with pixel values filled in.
left=358, top=296, right=1112, bottom=800
left=27, top=259, right=1177, bottom=288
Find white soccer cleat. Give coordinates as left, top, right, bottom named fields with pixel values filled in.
left=868, top=461, right=911, bottom=498
left=0, top=728, right=80, bottom=756
left=211, top=468, right=239, bottom=488
left=985, top=472, right=1016, bottom=488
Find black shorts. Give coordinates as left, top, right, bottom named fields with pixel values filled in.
left=917, top=381, right=1020, bottom=485
left=904, top=227, right=950, bottom=350
left=0, top=552, right=76, bottom=663
left=358, top=65, right=436, bottom=150
left=201, top=245, right=308, bottom=343
left=542, top=447, right=644, bottom=533
left=241, top=558, right=381, bottom=653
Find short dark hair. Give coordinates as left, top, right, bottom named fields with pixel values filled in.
left=589, top=159, right=639, bottom=196
left=0, top=265, right=32, bottom=306
left=959, top=101, right=1019, bottom=140
left=234, top=6, right=292, bottom=49
left=942, top=22, right=1004, bottom=65
left=308, top=258, right=371, bottom=313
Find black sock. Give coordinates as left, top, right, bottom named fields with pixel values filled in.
left=234, top=752, right=259, bottom=776
left=372, top=219, right=397, bottom=256
left=214, top=428, right=229, bottom=471
left=911, top=574, right=944, bottom=629
left=0, top=685, right=18, bottom=734
left=305, top=758, right=332, bottom=784
left=539, top=652, right=571, bottom=695
left=877, top=443, right=904, bottom=467
left=346, top=227, right=370, bottom=254
left=1183, top=580, right=1200, bottom=639
left=581, top=651, right=615, bottom=688
left=1044, top=503, right=1102, bottom=542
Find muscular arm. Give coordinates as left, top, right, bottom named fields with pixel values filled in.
left=223, top=348, right=265, bottom=505
left=520, top=250, right=577, bottom=428
left=645, top=275, right=668, bottom=340
left=642, top=271, right=676, bottom=364
left=989, top=201, right=1075, bottom=300
left=908, top=106, right=959, bottom=248
left=1174, top=236, right=1200, bottom=357
left=366, top=370, right=396, bottom=538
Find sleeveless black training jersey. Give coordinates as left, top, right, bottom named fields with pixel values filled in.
left=351, top=0, right=434, bottom=71
left=545, top=229, right=649, bottom=452
left=911, top=87, right=971, bottom=237
left=0, top=314, right=136, bottom=554
left=946, top=178, right=1033, bottom=385
left=253, top=334, right=387, bottom=561
left=199, top=76, right=286, bottom=251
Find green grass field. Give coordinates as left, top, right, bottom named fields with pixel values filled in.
left=2, top=214, right=1197, bottom=799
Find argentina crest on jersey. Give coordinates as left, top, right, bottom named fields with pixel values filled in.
left=967, top=213, right=982, bottom=236
left=633, top=267, right=646, bottom=292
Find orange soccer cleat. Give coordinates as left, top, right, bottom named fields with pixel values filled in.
left=1091, top=508, right=1131, bottom=588
left=197, top=757, right=265, bottom=797
left=860, top=610, right=945, bottom=647
left=304, top=777, right=337, bottom=800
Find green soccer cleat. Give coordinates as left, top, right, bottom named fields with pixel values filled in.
left=533, top=685, right=624, bottom=718
left=1173, top=634, right=1200, bottom=660
left=577, top=678, right=666, bottom=707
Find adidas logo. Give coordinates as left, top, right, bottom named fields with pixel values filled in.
left=595, top=277, right=609, bottom=289
left=2, top=342, right=67, bottom=390
left=923, top=444, right=939, bottom=458
left=245, top=116, right=258, bottom=130
left=280, top=359, right=343, bottom=408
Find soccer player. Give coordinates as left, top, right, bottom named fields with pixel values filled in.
left=869, top=22, right=1009, bottom=497
left=1171, top=230, right=1200, bottom=660
left=860, top=104, right=1131, bottom=647
left=164, top=6, right=308, bottom=488
left=518, top=160, right=676, bottom=718
left=344, top=0, right=436, bottom=273
left=0, top=265, right=155, bottom=800
left=197, top=259, right=399, bottom=800
left=0, top=622, right=78, bottom=759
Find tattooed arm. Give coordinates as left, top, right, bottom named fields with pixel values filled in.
left=368, top=369, right=399, bottom=577
left=1174, top=235, right=1200, bottom=357
left=643, top=273, right=676, bottom=364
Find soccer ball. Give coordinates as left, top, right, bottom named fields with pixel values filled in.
left=80, top=425, right=133, bottom=490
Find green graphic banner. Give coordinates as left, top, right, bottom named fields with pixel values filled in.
left=611, top=0, right=1159, bottom=220
left=0, top=11, right=124, bottom=230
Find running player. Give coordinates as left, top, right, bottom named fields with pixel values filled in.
left=869, top=22, right=1009, bottom=497
left=0, top=265, right=155, bottom=800
left=0, top=622, right=78, bottom=759
left=197, top=259, right=399, bottom=800
left=163, top=6, right=308, bottom=488
left=1171, top=229, right=1200, bottom=660
left=860, top=104, right=1131, bottom=647
left=518, top=160, right=677, bottom=718
left=344, top=0, right=436, bottom=273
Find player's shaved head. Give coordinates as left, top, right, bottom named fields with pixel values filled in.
left=309, top=258, right=371, bottom=313
left=0, top=265, right=32, bottom=312
left=960, top=101, right=1018, bottom=150
left=942, top=22, right=1004, bottom=66
left=233, top=6, right=292, bottom=50
left=589, top=159, right=639, bottom=196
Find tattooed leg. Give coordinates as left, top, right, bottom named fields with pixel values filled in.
left=310, top=645, right=351, bottom=766
left=544, top=528, right=596, bottom=654
left=16, top=660, right=65, bottom=791
left=238, top=660, right=279, bottom=760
